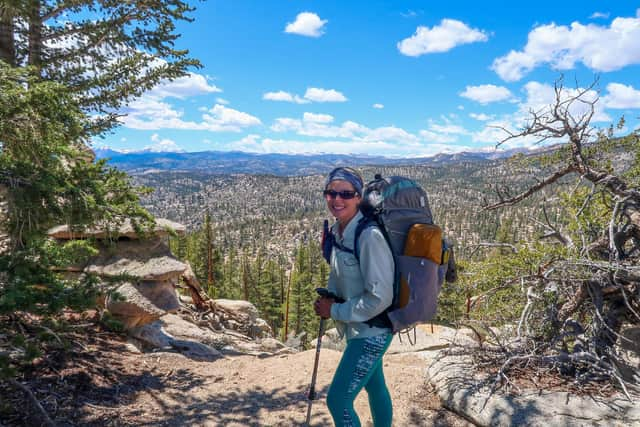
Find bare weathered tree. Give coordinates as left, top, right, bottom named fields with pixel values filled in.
left=479, top=78, right=640, bottom=396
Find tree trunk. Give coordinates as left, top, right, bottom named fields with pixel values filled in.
left=0, top=4, right=16, bottom=65
left=27, top=0, right=42, bottom=70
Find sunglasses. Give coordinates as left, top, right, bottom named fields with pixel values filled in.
left=323, top=189, right=359, bottom=200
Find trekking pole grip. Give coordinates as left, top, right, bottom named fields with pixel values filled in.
left=315, top=287, right=345, bottom=303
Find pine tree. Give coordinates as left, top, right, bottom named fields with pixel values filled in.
left=0, top=0, right=200, bottom=132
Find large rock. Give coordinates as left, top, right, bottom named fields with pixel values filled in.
left=427, top=351, right=640, bottom=426
left=106, top=280, right=179, bottom=329
left=47, top=218, right=185, bottom=240
left=214, top=299, right=259, bottom=324
left=85, top=238, right=187, bottom=281
left=130, top=317, right=223, bottom=361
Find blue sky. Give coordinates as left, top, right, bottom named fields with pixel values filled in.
left=97, top=1, right=640, bottom=157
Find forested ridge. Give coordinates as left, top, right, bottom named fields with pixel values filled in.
left=129, top=149, right=605, bottom=342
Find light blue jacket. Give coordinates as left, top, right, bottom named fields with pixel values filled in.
left=328, top=211, right=394, bottom=340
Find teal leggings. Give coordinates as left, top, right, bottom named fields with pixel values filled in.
left=327, top=333, right=393, bottom=427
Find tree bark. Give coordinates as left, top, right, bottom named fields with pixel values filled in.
left=27, top=0, right=42, bottom=70
left=0, top=4, right=16, bottom=65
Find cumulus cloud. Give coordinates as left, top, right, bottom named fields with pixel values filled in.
left=262, top=91, right=309, bottom=104
left=216, top=97, right=230, bottom=105
left=304, top=87, right=348, bottom=102
left=230, top=136, right=463, bottom=158
left=521, top=81, right=610, bottom=122
left=263, top=88, right=346, bottom=103
left=202, top=104, right=262, bottom=131
left=460, top=84, right=513, bottom=104
left=397, top=19, right=488, bottom=56
left=419, top=130, right=458, bottom=144
left=419, top=117, right=471, bottom=144
left=469, top=112, right=494, bottom=121
left=373, top=103, right=384, bottom=109
left=492, top=11, right=640, bottom=81
left=602, top=83, right=640, bottom=108
left=148, top=73, right=221, bottom=99
left=469, top=81, right=614, bottom=149
left=144, top=134, right=184, bottom=152
left=285, top=12, right=327, bottom=37
left=269, top=114, right=419, bottom=145
left=303, top=112, right=334, bottom=123
left=122, top=100, right=262, bottom=132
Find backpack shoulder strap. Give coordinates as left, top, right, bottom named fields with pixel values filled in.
left=322, top=216, right=373, bottom=262
left=352, top=216, right=378, bottom=261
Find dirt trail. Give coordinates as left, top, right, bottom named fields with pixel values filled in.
left=122, top=348, right=471, bottom=426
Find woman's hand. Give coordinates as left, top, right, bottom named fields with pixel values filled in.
left=314, top=297, right=334, bottom=319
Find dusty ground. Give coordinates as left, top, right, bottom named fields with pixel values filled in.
left=1, top=327, right=472, bottom=426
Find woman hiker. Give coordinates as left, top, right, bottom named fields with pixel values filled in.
left=313, top=166, right=395, bottom=427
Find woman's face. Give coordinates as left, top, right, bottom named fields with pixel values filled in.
left=325, top=180, right=361, bottom=225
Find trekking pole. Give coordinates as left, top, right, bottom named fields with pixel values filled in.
left=305, top=288, right=344, bottom=426
left=305, top=315, right=326, bottom=426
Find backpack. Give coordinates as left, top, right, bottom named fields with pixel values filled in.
left=322, top=174, right=457, bottom=334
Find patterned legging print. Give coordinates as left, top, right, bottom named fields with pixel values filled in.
left=327, top=333, right=393, bottom=427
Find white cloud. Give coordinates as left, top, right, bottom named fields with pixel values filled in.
left=492, top=11, right=640, bottom=81
left=144, top=134, right=184, bottom=152
left=429, top=123, right=468, bottom=135
left=216, top=97, right=230, bottom=105
left=202, top=104, right=262, bottom=131
left=263, top=88, right=347, bottom=103
left=521, top=81, right=610, bottom=122
left=419, top=117, right=471, bottom=144
left=228, top=134, right=263, bottom=151
left=263, top=90, right=309, bottom=104
left=469, top=112, right=494, bottom=121
left=469, top=81, right=614, bottom=149
left=285, top=12, right=327, bottom=37
left=590, top=12, right=610, bottom=19
left=400, top=10, right=419, bottom=19
left=121, top=97, right=195, bottom=130
left=460, top=84, right=513, bottom=104
left=149, top=73, right=221, bottom=99
left=365, top=126, right=420, bottom=144
left=304, top=87, right=348, bottom=102
left=419, top=130, right=458, bottom=144
left=602, top=83, right=640, bottom=109
left=373, top=103, right=384, bottom=109
left=122, top=99, right=262, bottom=132
left=270, top=114, right=420, bottom=144
left=303, top=112, right=334, bottom=123
left=397, top=19, right=488, bottom=56
left=236, top=136, right=460, bottom=158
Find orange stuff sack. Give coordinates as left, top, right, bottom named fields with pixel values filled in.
left=396, top=224, right=443, bottom=308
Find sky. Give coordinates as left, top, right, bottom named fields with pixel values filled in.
left=97, top=1, right=640, bottom=158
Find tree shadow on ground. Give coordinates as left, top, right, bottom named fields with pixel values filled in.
left=131, top=382, right=334, bottom=427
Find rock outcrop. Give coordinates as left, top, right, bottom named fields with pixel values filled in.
left=49, top=219, right=186, bottom=329
left=426, top=349, right=640, bottom=426
left=47, top=218, right=286, bottom=357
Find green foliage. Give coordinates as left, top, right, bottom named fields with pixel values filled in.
left=0, top=64, right=153, bottom=378
left=0, top=64, right=154, bottom=246
left=438, top=241, right=568, bottom=325
left=1, top=0, right=201, bottom=132
left=559, top=185, right=613, bottom=243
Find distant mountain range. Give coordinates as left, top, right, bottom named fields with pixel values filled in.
left=94, top=148, right=529, bottom=176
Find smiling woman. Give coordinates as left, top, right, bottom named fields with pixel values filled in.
left=314, top=166, right=396, bottom=427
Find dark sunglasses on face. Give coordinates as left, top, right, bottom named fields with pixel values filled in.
left=323, top=189, right=358, bottom=200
